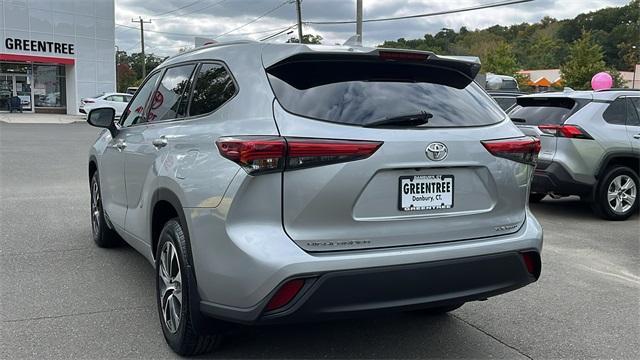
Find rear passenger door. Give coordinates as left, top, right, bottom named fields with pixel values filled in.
left=627, top=97, right=640, bottom=154
left=159, top=62, right=240, bottom=208
left=122, top=63, right=197, bottom=243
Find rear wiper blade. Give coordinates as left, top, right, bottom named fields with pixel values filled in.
left=364, top=111, right=433, bottom=128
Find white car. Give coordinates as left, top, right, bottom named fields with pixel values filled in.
left=80, top=93, right=133, bottom=117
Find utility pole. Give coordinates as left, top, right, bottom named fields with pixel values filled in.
left=132, top=17, right=151, bottom=78
left=114, top=45, right=119, bottom=92
left=295, top=0, right=303, bottom=43
left=356, top=0, right=363, bottom=44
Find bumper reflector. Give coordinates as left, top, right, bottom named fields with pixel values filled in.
left=520, top=251, right=541, bottom=280
left=265, top=279, right=305, bottom=312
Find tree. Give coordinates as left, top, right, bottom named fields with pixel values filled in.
left=560, top=31, right=606, bottom=90
left=116, top=63, right=136, bottom=92
left=286, top=34, right=323, bottom=44
left=483, top=42, right=519, bottom=75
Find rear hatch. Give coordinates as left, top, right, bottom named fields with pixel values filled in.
left=265, top=50, right=534, bottom=252
left=508, top=96, right=587, bottom=168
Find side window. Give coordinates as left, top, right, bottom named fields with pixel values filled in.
left=104, top=96, right=114, bottom=101
left=189, top=63, right=237, bottom=117
left=628, top=98, right=640, bottom=126
left=125, top=95, right=133, bottom=102
left=121, top=71, right=161, bottom=127
left=602, top=98, right=626, bottom=125
left=147, top=64, right=196, bottom=122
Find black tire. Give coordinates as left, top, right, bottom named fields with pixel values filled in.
left=410, top=302, right=465, bottom=315
left=155, top=219, right=221, bottom=356
left=529, top=193, right=546, bottom=203
left=592, top=166, right=639, bottom=221
left=90, top=172, right=121, bottom=247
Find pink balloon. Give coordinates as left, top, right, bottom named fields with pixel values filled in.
left=591, top=72, right=613, bottom=90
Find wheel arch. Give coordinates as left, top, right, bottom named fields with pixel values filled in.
left=150, top=188, right=192, bottom=263
left=596, top=152, right=640, bottom=180
left=88, top=155, right=98, bottom=181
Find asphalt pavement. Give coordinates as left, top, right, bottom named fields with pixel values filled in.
left=1, top=122, right=639, bottom=359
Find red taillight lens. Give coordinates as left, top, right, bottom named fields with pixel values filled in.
left=482, top=137, right=541, bottom=165
left=287, top=138, right=382, bottom=170
left=216, top=137, right=382, bottom=175
left=216, top=137, right=286, bottom=175
left=538, top=124, right=592, bottom=139
left=265, top=279, right=305, bottom=312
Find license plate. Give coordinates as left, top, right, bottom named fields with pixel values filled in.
left=399, top=175, right=454, bottom=211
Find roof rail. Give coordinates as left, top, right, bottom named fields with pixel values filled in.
left=595, top=88, right=640, bottom=92
left=166, top=39, right=259, bottom=60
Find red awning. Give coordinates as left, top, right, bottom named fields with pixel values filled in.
left=0, top=53, right=74, bottom=65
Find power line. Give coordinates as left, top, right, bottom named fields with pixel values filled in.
left=151, top=0, right=205, bottom=18
left=213, top=0, right=294, bottom=39
left=260, top=24, right=298, bottom=41
left=305, top=0, right=533, bottom=25
left=151, top=0, right=228, bottom=20
left=116, top=23, right=296, bottom=39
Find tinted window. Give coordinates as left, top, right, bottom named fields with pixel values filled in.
left=147, top=64, right=196, bottom=122
left=501, top=79, right=519, bottom=91
left=494, top=97, right=517, bottom=111
left=627, top=98, right=640, bottom=126
left=107, top=95, right=126, bottom=102
left=267, top=60, right=504, bottom=127
left=509, top=97, right=576, bottom=125
left=189, top=63, right=236, bottom=117
left=121, top=71, right=161, bottom=127
left=603, top=98, right=626, bottom=125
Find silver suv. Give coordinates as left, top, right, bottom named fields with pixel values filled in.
left=86, top=42, right=543, bottom=356
left=509, top=90, right=640, bottom=220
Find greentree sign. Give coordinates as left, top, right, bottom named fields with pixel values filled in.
left=4, top=38, right=75, bottom=55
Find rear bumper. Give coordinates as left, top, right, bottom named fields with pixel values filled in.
left=532, top=161, right=593, bottom=197
left=190, top=207, right=543, bottom=325
left=204, top=251, right=538, bottom=325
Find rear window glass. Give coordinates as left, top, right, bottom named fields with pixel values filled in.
left=267, top=60, right=504, bottom=128
left=603, top=98, right=626, bottom=125
left=509, top=97, right=576, bottom=125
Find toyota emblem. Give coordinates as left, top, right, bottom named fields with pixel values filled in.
left=426, top=142, right=448, bottom=161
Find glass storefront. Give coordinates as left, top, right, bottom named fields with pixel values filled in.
left=33, top=65, right=66, bottom=108
left=0, top=62, right=66, bottom=112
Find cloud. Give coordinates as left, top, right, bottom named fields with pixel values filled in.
left=115, top=0, right=630, bottom=56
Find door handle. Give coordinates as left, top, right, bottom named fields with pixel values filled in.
left=112, top=141, right=127, bottom=151
left=152, top=136, right=168, bottom=149
left=634, top=134, right=640, bottom=139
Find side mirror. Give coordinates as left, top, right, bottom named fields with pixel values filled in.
left=87, top=107, right=118, bottom=137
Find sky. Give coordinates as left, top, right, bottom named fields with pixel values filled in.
left=115, top=0, right=631, bottom=57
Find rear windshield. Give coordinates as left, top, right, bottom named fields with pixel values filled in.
left=266, top=59, right=505, bottom=128
left=509, top=97, right=578, bottom=125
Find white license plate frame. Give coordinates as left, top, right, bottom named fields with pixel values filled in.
left=398, top=175, right=454, bottom=211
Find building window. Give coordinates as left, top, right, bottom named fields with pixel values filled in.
left=33, top=65, right=66, bottom=108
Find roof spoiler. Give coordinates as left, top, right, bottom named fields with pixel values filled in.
left=266, top=48, right=482, bottom=80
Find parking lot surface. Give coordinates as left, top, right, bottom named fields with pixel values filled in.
left=1, top=122, right=639, bottom=359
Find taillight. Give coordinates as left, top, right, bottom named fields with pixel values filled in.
left=538, top=124, right=592, bottom=139
left=265, top=279, right=305, bottom=312
left=215, top=137, right=285, bottom=174
left=216, top=136, right=382, bottom=175
left=83, top=99, right=95, bottom=103
left=481, top=137, right=541, bottom=165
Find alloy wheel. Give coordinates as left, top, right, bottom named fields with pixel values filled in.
left=159, top=241, right=183, bottom=334
left=607, top=175, right=637, bottom=214
left=91, top=179, right=101, bottom=236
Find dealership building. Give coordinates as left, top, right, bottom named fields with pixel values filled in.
left=1, top=0, right=115, bottom=114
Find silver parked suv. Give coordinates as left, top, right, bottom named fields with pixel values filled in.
left=86, top=42, right=543, bottom=355
left=509, top=90, right=640, bottom=220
